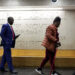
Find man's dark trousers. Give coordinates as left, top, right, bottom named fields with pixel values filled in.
left=0, top=44, right=14, bottom=71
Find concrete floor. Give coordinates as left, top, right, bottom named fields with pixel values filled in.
left=0, top=67, right=75, bottom=75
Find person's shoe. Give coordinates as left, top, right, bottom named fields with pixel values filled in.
left=0, top=69, right=8, bottom=72
left=51, top=73, right=54, bottom=75
left=53, top=71, right=61, bottom=75
left=35, top=68, right=44, bottom=74
left=51, top=72, right=54, bottom=75
left=51, top=71, right=61, bottom=75
left=10, top=70, right=18, bottom=74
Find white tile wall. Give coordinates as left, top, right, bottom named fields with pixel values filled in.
left=0, top=9, right=75, bottom=49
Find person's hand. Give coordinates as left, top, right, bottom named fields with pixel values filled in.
left=55, top=42, right=61, bottom=47
left=57, top=42, right=61, bottom=47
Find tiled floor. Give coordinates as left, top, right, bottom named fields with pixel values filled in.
left=0, top=67, right=75, bottom=75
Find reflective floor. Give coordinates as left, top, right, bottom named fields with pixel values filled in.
left=0, top=67, right=75, bottom=75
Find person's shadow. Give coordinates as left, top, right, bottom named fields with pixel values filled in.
left=73, top=72, right=75, bottom=75
left=0, top=72, right=18, bottom=75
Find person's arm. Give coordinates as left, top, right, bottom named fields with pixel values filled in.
left=55, top=33, right=61, bottom=47
left=46, top=26, right=57, bottom=42
left=1, top=25, right=7, bottom=42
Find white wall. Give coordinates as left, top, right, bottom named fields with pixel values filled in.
left=0, top=8, right=75, bottom=49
